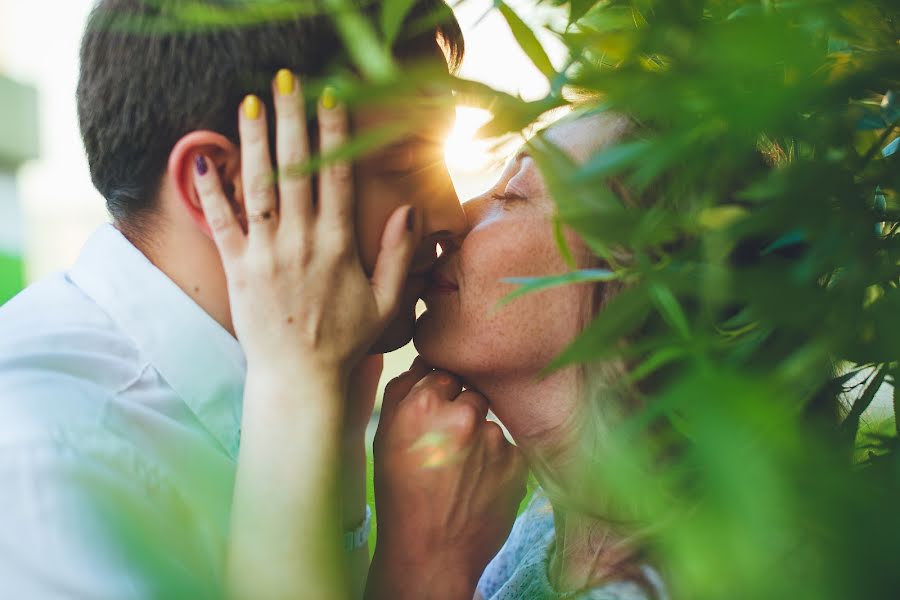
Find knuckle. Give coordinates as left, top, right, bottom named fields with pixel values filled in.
left=207, top=212, right=232, bottom=233
left=450, top=403, right=479, bottom=434
left=482, top=422, right=507, bottom=447
left=384, top=378, right=406, bottom=402
left=248, top=177, right=276, bottom=203
left=319, top=112, right=348, bottom=138
left=327, top=162, right=353, bottom=186
left=410, top=388, right=440, bottom=413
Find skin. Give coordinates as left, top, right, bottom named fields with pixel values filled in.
left=194, top=73, right=419, bottom=599
left=367, top=359, right=526, bottom=600
left=413, top=113, right=644, bottom=594
left=139, top=79, right=466, bottom=597
left=158, top=94, right=465, bottom=354
left=185, top=69, right=527, bottom=599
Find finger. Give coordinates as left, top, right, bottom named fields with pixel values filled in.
left=317, top=87, right=354, bottom=232
left=381, top=356, right=433, bottom=424
left=239, top=94, right=278, bottom=235
left=193, top=154, right=246, bottom=261
left=271, top=69, right=313, bottom=232
left=407, top=356, right=433, bottom=382
left=407, top=370, right=463, bottom=405
left=371, top=205, right=421, bottom=322
left=452, top=390, right=490, bottom=424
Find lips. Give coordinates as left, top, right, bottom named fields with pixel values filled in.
left=426, top=271, right=459, bottom=294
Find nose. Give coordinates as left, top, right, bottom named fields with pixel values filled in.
left=461, top=193, right=491, bottom=231
left=422, top=184, right=466, bottom=242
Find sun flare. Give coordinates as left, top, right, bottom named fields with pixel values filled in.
left=444, top=106, right=495, bottom=174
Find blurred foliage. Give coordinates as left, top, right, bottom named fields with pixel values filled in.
left=0, top=253, right=24, bottom=305
left=497, top=1, right=900, bottom=598
left=104, top=0, right=898, bottom=597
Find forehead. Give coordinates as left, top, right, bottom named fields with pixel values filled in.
left=541, top=113, right=631, bottom=163
left=353, top=93, right=456, bottom=137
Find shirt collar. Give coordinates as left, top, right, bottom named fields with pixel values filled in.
left=69, top=224, right=246, bottom=458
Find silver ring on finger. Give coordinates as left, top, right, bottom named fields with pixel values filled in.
left=247, top=209, right=277, bottom=223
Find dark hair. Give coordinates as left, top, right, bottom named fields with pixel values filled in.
left=77, top=0, right=463, bottom=230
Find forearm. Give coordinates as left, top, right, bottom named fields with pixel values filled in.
left=227, top=368, right=349, bottom=600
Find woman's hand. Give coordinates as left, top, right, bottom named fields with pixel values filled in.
left=194, top=70, right=420, bottom=600
left=194, top=75, right=420, bottom=379
left=367, top=358, right=528, bottom=600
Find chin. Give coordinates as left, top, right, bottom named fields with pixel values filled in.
left=412, top=308, right=453, bottom=370
left=370, top=306, right=416, bottom=354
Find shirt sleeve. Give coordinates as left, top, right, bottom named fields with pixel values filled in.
left=476, top=489, right=555, bottom=599
left=0, top=434, right=218, bottom=599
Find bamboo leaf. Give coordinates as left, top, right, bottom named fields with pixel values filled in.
left=499, top=269, right=618, bottom=306
left=552, top=218, right=578, bottom=270
left=322, top=0, right=394, bottom=80
left=649, top=283, right=691, bottom=340
left=381, top=0, right=417, bottom=45
left=545, top=284, right=653, bottom=372
left=496, top=1, right=557, bottom=80
left=840, top=366, right=887, bottom=448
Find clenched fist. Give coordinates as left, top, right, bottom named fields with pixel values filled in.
left=366, top=358, right=528, bottom=600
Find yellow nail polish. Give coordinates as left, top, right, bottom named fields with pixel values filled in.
left=320, top=86, right=337, bottom=110
left=276, top=69, right=294, bottom=96
left=243, top=95, right=261, bottom=120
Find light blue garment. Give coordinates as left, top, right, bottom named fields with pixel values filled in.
left=0, top=225, right=246, bottom=598
left=477, top=490, right=667, bottom=600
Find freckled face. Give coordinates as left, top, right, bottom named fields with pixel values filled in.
left=414, top=116, right=626, bottom=385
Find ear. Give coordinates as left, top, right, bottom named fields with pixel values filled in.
left=168, top=131, right=241, bottom=238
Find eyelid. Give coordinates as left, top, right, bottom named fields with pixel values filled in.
left=491, top=191, right=527, bottom=203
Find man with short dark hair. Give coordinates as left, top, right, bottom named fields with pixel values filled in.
left=0, top=1, right=485, bottom=596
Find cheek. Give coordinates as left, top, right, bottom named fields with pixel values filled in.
left=420, top=219, right=585, bottom=377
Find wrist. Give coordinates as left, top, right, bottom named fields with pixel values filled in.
left=246, top=355, right=349, bottom=388
left=369, top=545, right=481, bottom=599
left=341, top=437, right=368, bottom=529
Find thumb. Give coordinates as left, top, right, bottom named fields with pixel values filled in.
left=370, top=205, right=420, bottom=322
left=379, top=356, right=432, bottom=427
left=349, top=354, right=384, bottom=405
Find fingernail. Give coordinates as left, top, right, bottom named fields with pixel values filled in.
left=320, top=86, right=337, bottom=110
left=406, top=206, right=416, bottom=231
left=276, top=69, right=294, bottom=96
left=194, top=155, right=208, bottom=176
left=243, top=94, right=261, bottom=120
left=435, top=373, right=453, bottom=386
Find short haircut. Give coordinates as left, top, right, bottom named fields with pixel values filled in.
left=77, top=0, right=464, bottom=229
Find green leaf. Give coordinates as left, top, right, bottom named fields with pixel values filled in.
left=322, top=0, right=394, bottom=80
left=545, top=284, right=653, bottom=372
left=649, top=283, right=691, bottom=340
left=627, top=347, right=687, bottom=384
left=893, top=371, right=899, bottom=437
left=573, top=139, right=654, bottom=182
left=496, top=1, right=557, bottom=81
left=840, top=366, right=887, bottom=449
left=499, top=269, right=618, bottom=306
left=552, top=217, right=578, bottom=270
left=381, top=0, right=417, bottom=46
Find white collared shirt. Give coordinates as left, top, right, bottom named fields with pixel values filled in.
left=0, top=224, right=246, bottom=598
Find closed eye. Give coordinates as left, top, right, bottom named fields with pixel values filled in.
left=491, top=191, right=528, bottom=203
